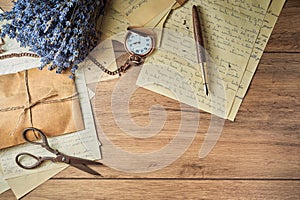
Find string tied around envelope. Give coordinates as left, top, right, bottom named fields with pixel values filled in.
left=0, top=70, right=79, bottom=137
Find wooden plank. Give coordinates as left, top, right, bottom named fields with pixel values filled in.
left=1, top=180, right=299, bottom=199
left=266, top=0, right=300, bottom=52
left=53, top=53, right=300, bottom=179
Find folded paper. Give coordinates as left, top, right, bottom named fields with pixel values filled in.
left=0, top=68, right=84, bottom=149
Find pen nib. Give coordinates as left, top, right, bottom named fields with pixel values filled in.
left=204, top=83, right=209, bottom=96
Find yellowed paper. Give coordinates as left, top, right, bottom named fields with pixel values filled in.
left=0, top=179, right=9, bottom=194
left=0, top=166, right=9, bottom=194
left=113, top=0, right=176, bottom=26
left=75, top=67, right=102, bottom=157
left=83, top=0, right=130, bottom=83
left=228, top=0, right=287, bottom=120
left=144, top=3, right=173, bottom=47
left=126, top=0, right=175, bottom=26
left=102, top=0, right=173, bottom=40
left=144, top=2, right=175, bottom=28
left=0, top=129, right=84, bottom=179
left=112, top=0, right=186, bottom=12
left=1, top=154, right=65, bottom=199
left=7, top=167, right=65, bottom=199
left=83, top=37, right=123, bottom=83
left=84, top=0, right=174, bottom=84
left=101, top=1, right=130, bottom=40
left=137, top=0, right=272, bottom=120
left=110, top=0, right=127, bottom=12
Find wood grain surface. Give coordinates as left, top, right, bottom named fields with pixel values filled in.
left=0, top=0, right=299, bottom=199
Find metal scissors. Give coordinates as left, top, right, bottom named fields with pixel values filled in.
left=15, top=127, right=102, bottom=176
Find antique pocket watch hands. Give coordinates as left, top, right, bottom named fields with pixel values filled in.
left=88, top=26, right=156, bottom=76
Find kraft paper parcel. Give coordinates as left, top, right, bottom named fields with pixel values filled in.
left=0, top=68, right=84, bottom=149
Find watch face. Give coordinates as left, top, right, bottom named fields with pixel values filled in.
left=125, top=31, right=154, bottom=56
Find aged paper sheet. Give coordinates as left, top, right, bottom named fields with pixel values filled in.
left=83, top=0, right=174, bottom=84
left=112, top=0, right=176, bottom=26
left=0, top=166, right=9, bottom=194
left=228, top=0, right=287, bottom=120
left=6, top=167, right=64, bottom=199
left=137, top=0, right=272, bottom=120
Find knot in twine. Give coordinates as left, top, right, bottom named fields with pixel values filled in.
left=11, top=91, right=59, bottom=136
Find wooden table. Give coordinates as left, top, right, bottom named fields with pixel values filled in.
left=1, top=0, right=299, bottom=199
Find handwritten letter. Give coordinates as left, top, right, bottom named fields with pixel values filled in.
left=137, top=0, right=272, bottom=119
left=228, top=0, right=287, bottom=120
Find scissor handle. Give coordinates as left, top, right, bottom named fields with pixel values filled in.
left=22, top=127, right=59, bottom=155
left=15, top=152, right=54, bottom=169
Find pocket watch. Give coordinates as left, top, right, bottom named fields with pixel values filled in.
left=121, top=26, right=156, bottom=73
left=124, top=26, right=156, bottom=59
left=88, top=26, right=156, bottom=76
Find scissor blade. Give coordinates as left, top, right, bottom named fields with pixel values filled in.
left=71, top=163, right=102, bottom=176
left=66, top=156, right=102, bottom=176
left=68, top=156, right=103, bottom=166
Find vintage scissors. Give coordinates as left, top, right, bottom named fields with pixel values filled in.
left=15, top=127, right=102, bottom=176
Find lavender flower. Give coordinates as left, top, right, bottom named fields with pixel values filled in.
left=0, top=0, right=106, bottom=76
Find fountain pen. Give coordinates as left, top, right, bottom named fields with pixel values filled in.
left=192, top=5, right=209, bottom=96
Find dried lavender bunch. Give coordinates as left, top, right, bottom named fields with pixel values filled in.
left=0, top=0, right=106, bottom=77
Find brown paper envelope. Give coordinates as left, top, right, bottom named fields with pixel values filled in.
left=0, top=68, right=84, bottom=149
